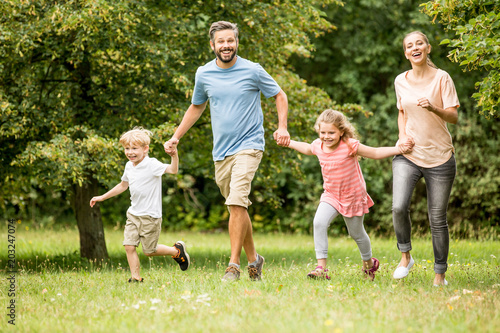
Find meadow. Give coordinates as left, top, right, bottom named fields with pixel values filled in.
left=1, top=223, right=499, bottom=333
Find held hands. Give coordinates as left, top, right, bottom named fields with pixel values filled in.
left=398, top=136, right=415, bottom=154
left=164, top=137, right=179, bottom=155
left=273, top=128, right=290, bottom=147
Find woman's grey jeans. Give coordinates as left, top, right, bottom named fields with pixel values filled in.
left=392, top=154, right=456, bottom=274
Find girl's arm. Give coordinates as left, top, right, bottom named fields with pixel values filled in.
left=287, top=140, right=313, bottom=155
left=165, top=149, right=179, bottom=174
left=357, top=143, right=409, bottom=160
left=89, top=181, right=129, bottom=207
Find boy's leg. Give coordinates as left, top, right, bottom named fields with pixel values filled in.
left=125, top=245, right=141, bottom=280
left=123, top=213, right=142, bottom=281
left=139, top=216, right=190, bottom=271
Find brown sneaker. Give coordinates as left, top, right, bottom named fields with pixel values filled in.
left=307, top=266, right=331, bottom=280
left=222, top=265, right=241, bottom=281
left=248, top=254, right=265, bottom=281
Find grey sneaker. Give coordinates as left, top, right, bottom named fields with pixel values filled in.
left=172, top=241, right=190, bottom=271
left=222, top=265, right=241, bottom=281
left=248, top=254, right=265, bottom=281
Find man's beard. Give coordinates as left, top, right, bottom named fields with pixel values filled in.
left=215, top=47, right=237, bottom=63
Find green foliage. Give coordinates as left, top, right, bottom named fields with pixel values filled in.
left=422, top=0, right=500, bottom=118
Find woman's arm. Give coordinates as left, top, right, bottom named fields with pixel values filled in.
left=417, top=98, right=458, bottom=124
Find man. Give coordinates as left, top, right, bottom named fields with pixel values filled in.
left=164, top=21, right=290, bottom=281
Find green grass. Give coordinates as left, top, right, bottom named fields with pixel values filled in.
left=1, top=225, right=499, bottom=333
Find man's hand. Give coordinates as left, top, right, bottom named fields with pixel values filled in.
left=273, top=128, right=290, bottom=147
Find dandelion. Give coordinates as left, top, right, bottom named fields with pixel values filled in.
left=324, top=320, right=334, bottom=326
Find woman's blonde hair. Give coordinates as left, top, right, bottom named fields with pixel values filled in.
left=403, top=31, right=438, bottom=69
left=119, top=127, right=152, bottom=147
left=314, top=109, right=358, bottom=151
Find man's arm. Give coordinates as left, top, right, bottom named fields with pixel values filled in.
left=164, top=102, right=208, bottom=154
left=272, top=89, right=290, bottom=147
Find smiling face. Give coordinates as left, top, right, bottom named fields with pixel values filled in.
left=123, top=144, right=149, bottom=166
left=318, top=122, right=344, bottom=152
left=403, top=32, right=432, bottom=66
left=210, top=29, right=238, bottom=67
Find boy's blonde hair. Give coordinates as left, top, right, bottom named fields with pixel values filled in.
left=119, top=127, right=152, bottom=147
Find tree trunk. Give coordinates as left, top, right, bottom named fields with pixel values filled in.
left=73, top=176, right=109, bottom=260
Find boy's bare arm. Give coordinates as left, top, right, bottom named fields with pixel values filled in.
left=90, top=181, right=129, bottom=207
left=164, top=149, right=179, bottom=174
left=287, top=140, right=314, bottom=155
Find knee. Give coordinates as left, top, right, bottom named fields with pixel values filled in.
left=144, top=251, right=154, bottom=257
left=124, top=245, right=137, bottom=254
left=392, top=203, right=409, bottom=219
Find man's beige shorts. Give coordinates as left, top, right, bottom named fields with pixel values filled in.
left=214, top=149, right=263, bottom=208
left=123, top=212, right=162, bottom=254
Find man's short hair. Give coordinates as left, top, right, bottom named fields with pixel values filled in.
left=209, top=21, right=238, bottom=43
left=119, top=127, right=152, bottom=147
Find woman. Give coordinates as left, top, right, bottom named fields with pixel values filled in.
left=392, top=31, right=459, bottom=286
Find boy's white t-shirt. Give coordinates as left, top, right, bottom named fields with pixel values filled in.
left=121, top=156, right=169, bottom=218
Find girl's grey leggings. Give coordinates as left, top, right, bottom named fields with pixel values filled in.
left=313, top=202, right=372, bottom=261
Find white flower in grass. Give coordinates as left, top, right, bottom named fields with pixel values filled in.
left=150, top=306, right=158, bottom=311
left=151, top=298, right=161, bottom=304
left=491, top=254, right=496, bottom=259
left=138, top=300, right=146, bottom=304
left=132, top=304, right=140, bottom=309
left=181, top=295, right=192, bottom=300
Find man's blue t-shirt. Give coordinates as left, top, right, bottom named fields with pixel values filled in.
left=192, top=57, right=281, bottom=161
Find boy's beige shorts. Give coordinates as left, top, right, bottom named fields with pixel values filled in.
left=123, top=212, right=162, bottom=254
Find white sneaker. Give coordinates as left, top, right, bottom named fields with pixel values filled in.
left=393, top=256, right=415, bottom=279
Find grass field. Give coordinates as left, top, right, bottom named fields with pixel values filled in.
left=1, top=224, right=499, bottom=333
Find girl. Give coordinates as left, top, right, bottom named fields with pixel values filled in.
left=392, top=31, right=459, bottom=287
left=285, top=109, right=413, bottom=280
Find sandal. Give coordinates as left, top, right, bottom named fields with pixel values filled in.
left=307, top=266, right=331, bottom=280
left=363, top=258, right=379, bottom=281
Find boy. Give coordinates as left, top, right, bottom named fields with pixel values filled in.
left=90, top=127, right=190, bottom=282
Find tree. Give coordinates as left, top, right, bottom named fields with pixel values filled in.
left=1, top=0, right=352, bottom=258
left=422, top=0, right=500, bottom=118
